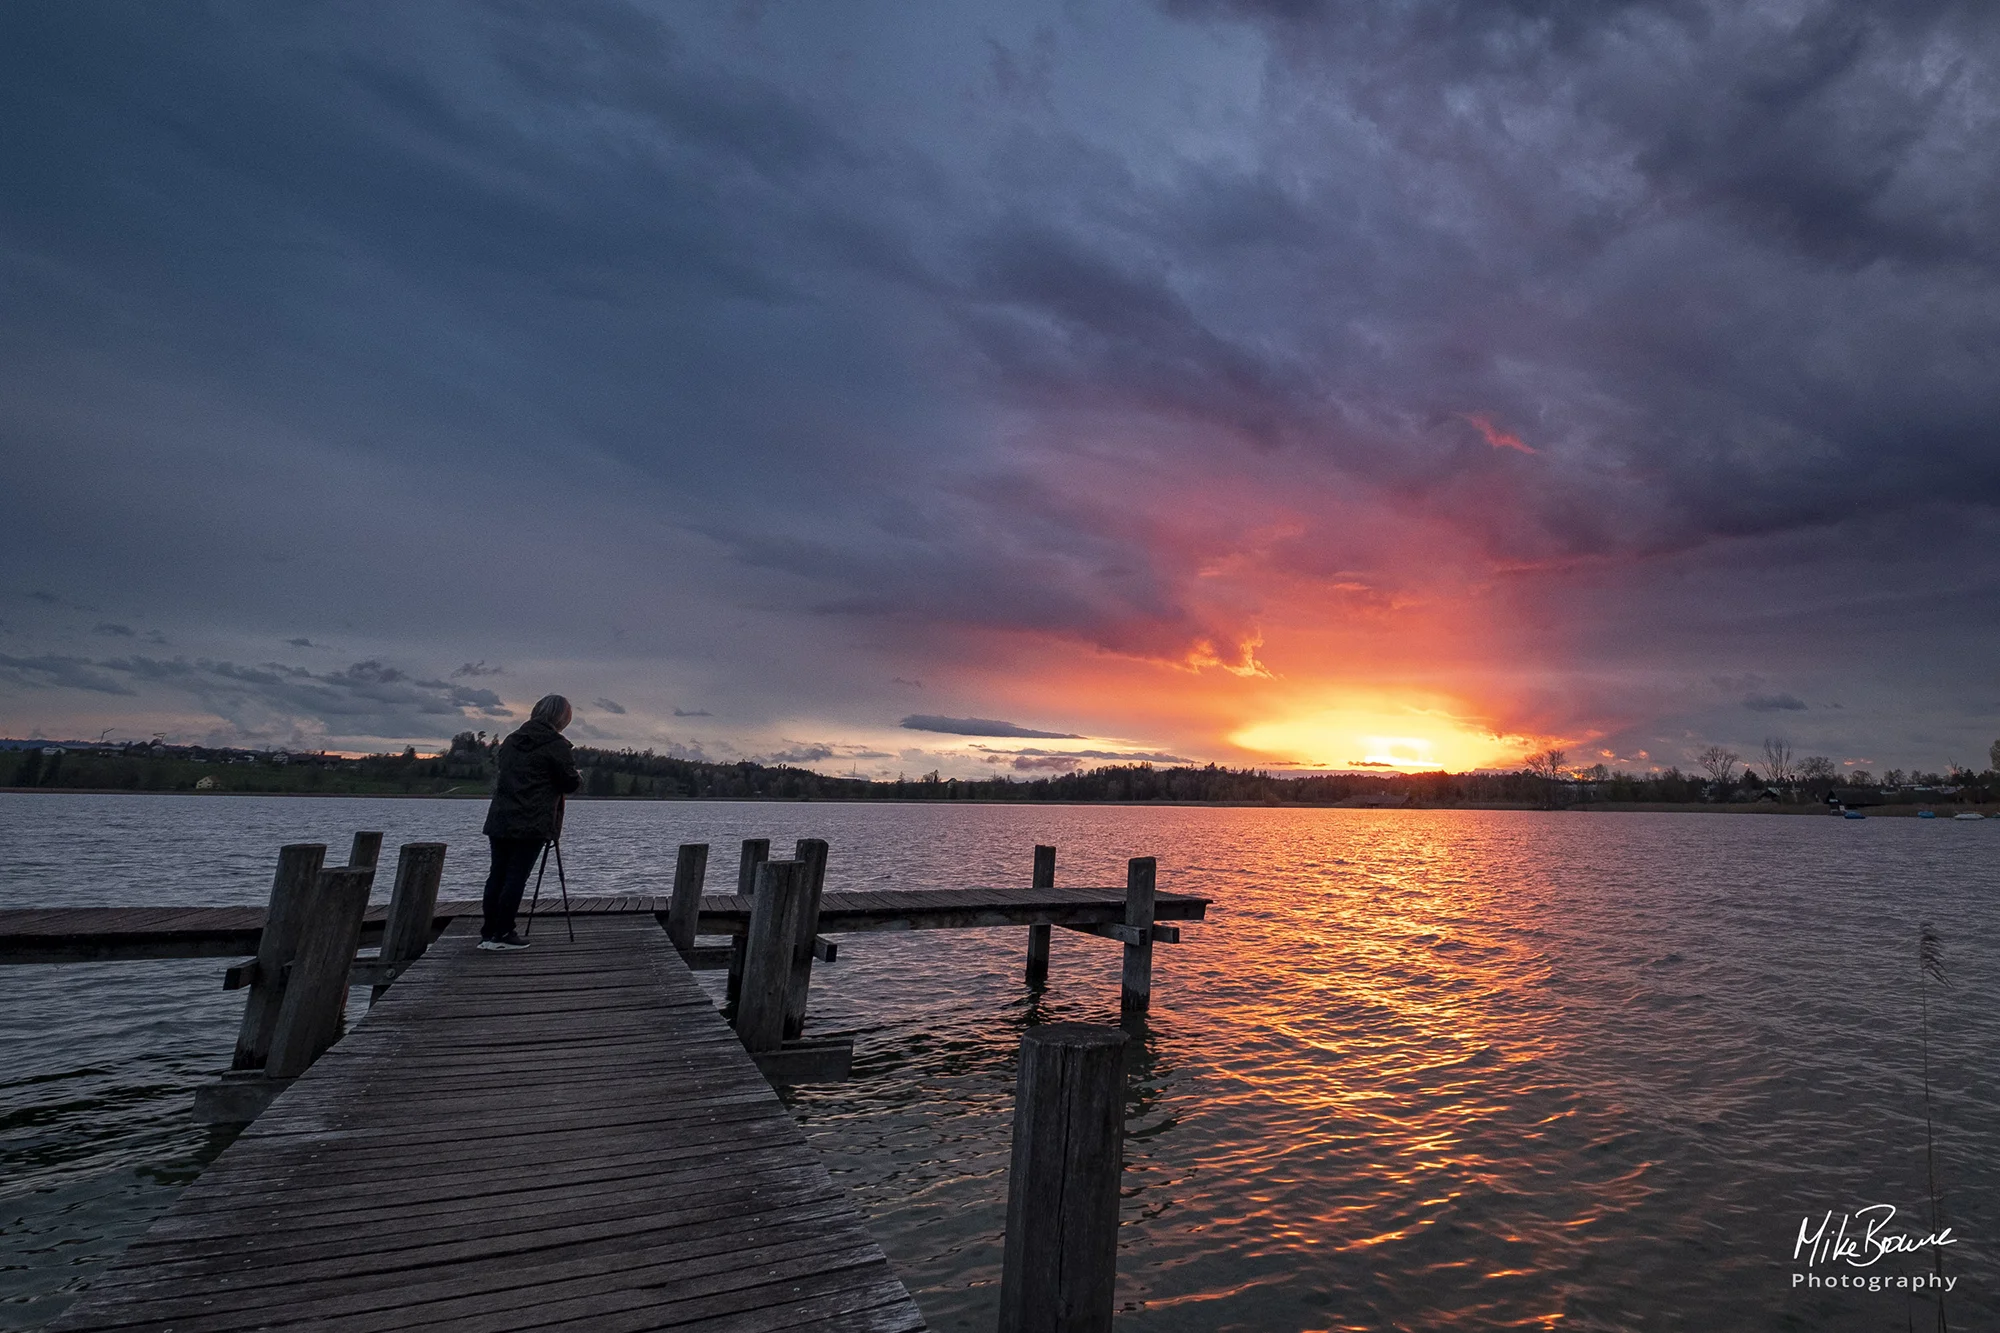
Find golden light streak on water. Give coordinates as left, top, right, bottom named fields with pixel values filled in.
left=2, top=797, right=1997, bottom=1330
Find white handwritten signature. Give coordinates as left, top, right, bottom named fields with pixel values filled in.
left=1794, top=1205, right=1956, bottom=1269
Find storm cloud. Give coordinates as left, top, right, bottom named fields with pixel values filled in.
left=901, top=715, right=1085, bottom=740
left=3, top=1, right=1997, bottom=767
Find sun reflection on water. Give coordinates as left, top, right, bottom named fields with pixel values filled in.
left=784, top=806, right=1996, bottom=1332
left=4, top=799, right=1996, bottom=1332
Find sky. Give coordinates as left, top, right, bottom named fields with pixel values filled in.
left=3, top=0, right=1999, bottom=779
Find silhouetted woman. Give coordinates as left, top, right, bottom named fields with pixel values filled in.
left=478, top=693, right=581, bottom=950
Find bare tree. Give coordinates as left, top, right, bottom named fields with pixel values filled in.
left=1799, top=755, right=1837, bottom=783
left=1696, top=745, right=1740, bottom=786
left=1761, top=737, right=1797, bottom=786
left=1525, top=747, right=1568, bottom=808
left=1525, top=747, right=1567, bottom=782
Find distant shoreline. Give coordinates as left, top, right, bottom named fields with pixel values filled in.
left=2, top=787, right=1990, bottom=817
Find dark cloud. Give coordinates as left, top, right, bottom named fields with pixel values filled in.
left=1744, top=693, right=1810, bottom=712
left=673, top=707, right=712, bottom=717
left=286, top=637, right=316, bottom=647
left=759, top=743, right=836, bottom=764
left=0, top=653, right=136, bottom=696
left=901, top=714, right=1084, bottom=739
left=592, top=697, right=627, bottom=714
left=2, top=2, right=1999, bottom=767
left=93, top=623, right=135, bottom=637
left=451, top=662, right=503, bottom=678
left=973, top=744, right=1196, bottom=764
left=5, top=650, right=510, bottom=741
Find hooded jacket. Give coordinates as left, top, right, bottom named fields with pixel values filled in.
left=481, top=719, right=582, bottom=841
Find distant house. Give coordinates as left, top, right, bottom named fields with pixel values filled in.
left=195, top=776, right=218, bottom=790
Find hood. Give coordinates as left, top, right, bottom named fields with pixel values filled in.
left=507, top=719, right=566, bottom=752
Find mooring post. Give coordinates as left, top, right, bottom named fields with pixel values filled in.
left=347, top=830, right=383, bottom=870
left=782, top=838, right=829, bottom=1040
left=230, top=843, right=328, bottom=1071
left=665, top=842, right=709, bottom=954
left=724, top=838, right=771, bottom=1012
left=1122, top=856, right=1156, bottom=1014
left=265, top=865, right=374, bottom=1080
left=371, top=842, right=446, bottom=1002
left=997, top=1023, right=1128, bottom=1332
left=1026, top=843, right=1056, bottom=986
left=735, top=858, right=809, bottom=1053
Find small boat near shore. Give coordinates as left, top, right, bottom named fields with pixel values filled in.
left=1955, top=811, right=1986, bottom=820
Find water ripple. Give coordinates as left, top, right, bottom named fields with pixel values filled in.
left=2, top=797, right=1995, bottom=1330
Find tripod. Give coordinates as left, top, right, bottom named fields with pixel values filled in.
left=525, top=837, right=575, bottom=942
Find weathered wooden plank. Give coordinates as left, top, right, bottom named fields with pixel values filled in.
left=1025, top=845, right=1055, bottom=985
left=104, top=1206, right=872, bottom=1327
left=782, top=839, right=830, bottom=1040
left=152, top=1134, right=818, bottom=1224
left=373, top=843, right=446, bottom=1001
left=735, top=859, right=810, bottom=1052
left=997, top=1024, right=1126, bottom=1333
left=95, top=1190, right=873, bottom=1296
left=48, top=913, right=925, bottom=1333
left=231, top=845, right=328, bottom=1070
left=1120, top=856, right=1156, bottom=1014
left=134, top=1162, right=843, bottom=1253
left=2, top=884, right=1208, bottom=963
left=265, top=866, right=375, bottom=1079
left=665, top=842, right=709, bottom=952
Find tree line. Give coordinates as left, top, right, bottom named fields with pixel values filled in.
left=6, top=730, right=1996, bottom=806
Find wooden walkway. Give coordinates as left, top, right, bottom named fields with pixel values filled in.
left=48, top=914, right=928, bottom=1333
left=0, top=886, right=1209, bottom=962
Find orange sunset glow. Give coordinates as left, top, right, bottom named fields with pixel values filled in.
left=1231, top=697, right=1538, bottom=772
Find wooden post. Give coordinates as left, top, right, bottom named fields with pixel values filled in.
left=1121, top=856, right=1156, bottom=1014
left=371, top=842, right=446, bottom=1001
left=1025, top=843, right=1055, bottom=986
left=782, top=838, right=829, bottom=1040
left=997, top=1023, right=1127, bottom=1333
left=665, top=842, right=709, bottom=953
left=347, top=831, right=383, bottom=870
left=724, top=838, right=771, bottom=1011
left=230, top=843, right=327, bottom=1071
left=265, top=866, right=374, bottom=1080
left=735, top=859, right=810, bottom=1053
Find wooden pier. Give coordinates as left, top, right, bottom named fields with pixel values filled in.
left=0, top=886, right=1209, bottom=963
left=17, top=841, right=1211, bottom=1332
left=48, top=914, right=928, bottom=1332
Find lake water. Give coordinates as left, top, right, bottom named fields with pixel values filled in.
left=2, top=794, right=1995, bottom=1330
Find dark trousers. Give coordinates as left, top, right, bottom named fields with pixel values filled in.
left=482, top=836, right=545, bottom=939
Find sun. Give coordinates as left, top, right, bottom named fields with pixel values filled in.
left=1229, top=695, right=1532, bottom=773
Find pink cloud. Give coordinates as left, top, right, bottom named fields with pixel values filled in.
left=1462, top=413, right=1537, bottom=455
